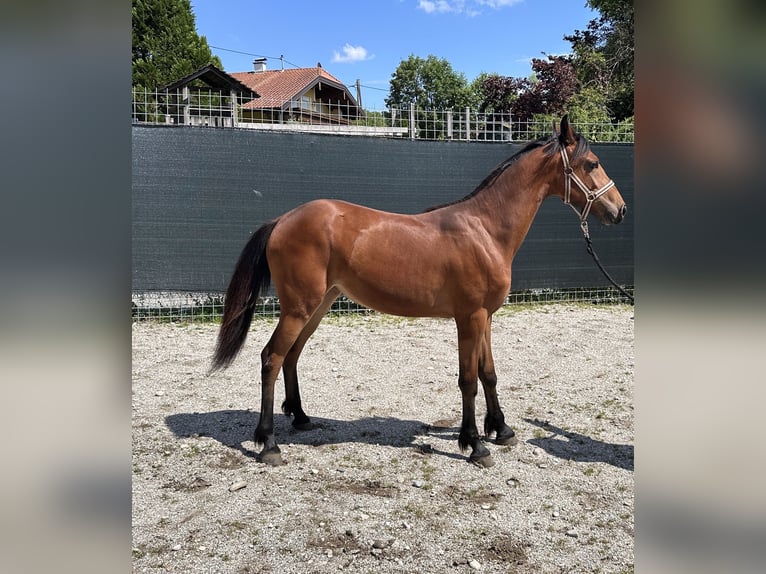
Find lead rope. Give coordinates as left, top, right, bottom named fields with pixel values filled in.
left=560, top=148, right=634, bottom=305
left=580, top=220, right=634, bottom=305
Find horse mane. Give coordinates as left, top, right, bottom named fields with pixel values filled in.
left=421, top=130, right=591, bottom=213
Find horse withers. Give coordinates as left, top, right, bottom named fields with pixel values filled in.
left=212, top=115, right=627, bottom=467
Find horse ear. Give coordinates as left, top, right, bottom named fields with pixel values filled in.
left=559, top=114, right=575, bottom=146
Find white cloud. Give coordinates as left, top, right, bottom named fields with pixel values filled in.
left=332, top=43, right=373, bottom=64
left=476, top=0, right=523, bottom=8
left=418, top=0, right=522, bottom=15
left=418, top=0, right=460, bottom=13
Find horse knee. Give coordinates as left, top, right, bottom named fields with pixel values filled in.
left=458, top=377, right=479, bottom=395
left=480, top=371, right=497, bottom=388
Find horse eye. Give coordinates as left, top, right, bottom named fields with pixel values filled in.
left=588, top=161, right=599, bottom=171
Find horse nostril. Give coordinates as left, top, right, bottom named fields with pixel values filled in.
left=620, top=204, right=627, bottom=218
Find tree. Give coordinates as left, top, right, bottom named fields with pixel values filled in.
left=386, top=55, right=473, bottom=110
left=478, top=55, right=576, bottom=124
left=132, top=0, right=221, bottom=89
left=474, top=73, right=524, bottom=113
left=565, top=0, right=633, bottom=121
left=527, top=55, right=578, bottom=115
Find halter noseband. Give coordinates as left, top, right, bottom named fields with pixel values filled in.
left=560, top=147, right=615, bottom=236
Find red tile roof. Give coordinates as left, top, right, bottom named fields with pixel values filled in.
left=231, top=66, right=354, bottom=110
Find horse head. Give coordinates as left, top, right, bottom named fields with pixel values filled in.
left=555, top=115, right=627, bottom=226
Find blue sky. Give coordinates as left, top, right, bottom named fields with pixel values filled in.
left=191, top=0, right=598, bottom=110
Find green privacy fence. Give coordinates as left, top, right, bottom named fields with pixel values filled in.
left=132, top=126, right=633, bottom=319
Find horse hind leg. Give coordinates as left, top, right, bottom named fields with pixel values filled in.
left=479, top=315, right=518, bottom=446
left=281, top=287, right=340, bottom=430
left=255, top=312, right=313, bottom=466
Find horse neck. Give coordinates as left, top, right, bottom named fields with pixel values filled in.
left=464, top=150, right=556, bottom=253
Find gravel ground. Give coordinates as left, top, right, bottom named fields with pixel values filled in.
left=132, top=304, right=634, bottom=573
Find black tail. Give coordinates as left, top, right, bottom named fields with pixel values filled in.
left=211, top=219, right=279, bottom=371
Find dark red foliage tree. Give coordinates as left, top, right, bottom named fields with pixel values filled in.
left=477, top=75, right=526, bottom=113
left=530, top=55, right=578, bottom=114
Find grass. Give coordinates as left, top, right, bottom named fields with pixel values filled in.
left=402, top=502, right=427, bottom=519
left=227, top=520, right=246, bottom=532
left=183, top=445, right=203, bottom=457
left=420, top=461, right=437, bottom=481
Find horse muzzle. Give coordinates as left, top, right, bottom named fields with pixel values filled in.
left=603, top=202, right=627, bottom=225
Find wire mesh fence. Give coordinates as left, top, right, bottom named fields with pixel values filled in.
left=131, top=87, right=634, bottom=143
left=131, top=287, right=634, bottom=323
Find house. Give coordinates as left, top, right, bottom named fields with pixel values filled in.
left=230, top=59, right=363, bottom=126
left=160, top=63, right=258, bottom=127
left=150, top=60, right=407, bottom=136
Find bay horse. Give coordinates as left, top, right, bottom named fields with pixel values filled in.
left=212, top=115, right=627, bottom=467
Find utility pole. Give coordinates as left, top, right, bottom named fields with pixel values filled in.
left=355, top=79, right=363, bottom=110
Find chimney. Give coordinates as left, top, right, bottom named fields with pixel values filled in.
left=253, top=58, right=267, bottom=73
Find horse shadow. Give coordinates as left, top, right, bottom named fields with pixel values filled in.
left=523, top=417, right=633, bottom=471
left=164, top=409, right=465, bottom=462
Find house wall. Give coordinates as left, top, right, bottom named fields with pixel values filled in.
left=294, top=87, right=346, bottom=120
left=132, top=125, right=633, bottom=293
left=240, top=109, right=278, bottom=123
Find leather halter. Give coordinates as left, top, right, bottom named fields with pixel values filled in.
left=559, top=145, right=633, bottom=303
left=560, top=147, right=615, bottom=235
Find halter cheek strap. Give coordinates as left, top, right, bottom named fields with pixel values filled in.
left=560, top=147, right=615, bottom=236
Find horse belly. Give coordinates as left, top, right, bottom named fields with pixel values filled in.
left=338, top=277, right=451, bottom=317
left=337, top=239, right=453, bottom=317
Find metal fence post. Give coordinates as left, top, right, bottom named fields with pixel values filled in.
left=230, top=89, right=238, bottom=128
left=182, top=86, right=191, bottom=125
left=409, top=103, right=416, bottom=140
left=465, top=107, right=470, bottom=141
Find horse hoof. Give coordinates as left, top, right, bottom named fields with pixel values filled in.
left=259, top=450, right=284, bottom=466
left=496, top=434, right=519, bottom=446
left=469, top=454, right=495, bottom=468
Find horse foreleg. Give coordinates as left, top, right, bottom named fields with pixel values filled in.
left=479, top=315, right=518, bottom=446
left=456, top=311, right=494, bottom=467
left=282, top=288, right=340, bottom=430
